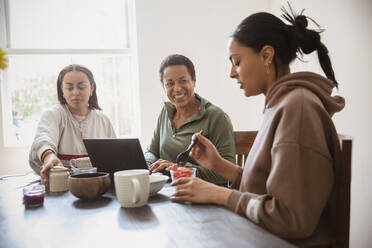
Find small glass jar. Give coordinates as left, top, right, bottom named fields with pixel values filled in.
left=49, top=165, right=69, bottom=192
left=170, top=167, right=196, bottom=182
left=23, top=184, right=45, bottom=208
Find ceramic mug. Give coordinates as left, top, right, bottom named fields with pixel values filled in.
left=114, top=169, right=149, bottom=208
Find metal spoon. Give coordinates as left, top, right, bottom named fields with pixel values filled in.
left=175, top=130, right=203, bottom=166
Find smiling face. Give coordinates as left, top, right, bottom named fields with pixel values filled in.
left=162, top=65, right=196, bottom=109
left=228, top=38, right=270, bottom=97
left=61, top=71, right=94, bottom=115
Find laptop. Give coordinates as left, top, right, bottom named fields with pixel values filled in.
left=82, top=138, right=148, bottom=176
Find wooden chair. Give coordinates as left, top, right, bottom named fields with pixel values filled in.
left=233, top=131, right=352, bottom=248
left=233, top=131, right=257, bottom=168
left=334, top=134, right=352, bottom=248
left=304, top=135, right=352, bottom=248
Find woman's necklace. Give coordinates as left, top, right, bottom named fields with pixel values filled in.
left=72, top=114, right=88, bottom=139
left=67, top=106, right=90, bottom=139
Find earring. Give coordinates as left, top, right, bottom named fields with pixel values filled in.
left=265, top=62, right=271, bottom=74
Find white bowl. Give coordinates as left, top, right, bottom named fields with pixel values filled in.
left=149, top=174, right=169, bottom=196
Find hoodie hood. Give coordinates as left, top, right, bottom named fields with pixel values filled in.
left=265, top=72, right=345, bottom=116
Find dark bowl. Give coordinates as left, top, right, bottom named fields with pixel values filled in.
left=68, top=172, right=111, bottom=200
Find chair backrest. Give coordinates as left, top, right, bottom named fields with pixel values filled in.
left=334, top=134, right=352, bottom=248
left=234, top=131, right=258, bottom=168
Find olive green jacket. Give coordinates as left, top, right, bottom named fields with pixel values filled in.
left=145, top=94, right=235, bottom=185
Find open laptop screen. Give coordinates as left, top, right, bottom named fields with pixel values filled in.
left=82, top=138, right=148, bottom=175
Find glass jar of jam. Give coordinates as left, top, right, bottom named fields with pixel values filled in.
left=23, top=184, right=45, bottom=208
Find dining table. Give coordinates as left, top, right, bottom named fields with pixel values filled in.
left=0, top=172, right=296, bottom=248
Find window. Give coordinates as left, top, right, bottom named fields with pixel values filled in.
left=0, top=0, right=140, bottom=147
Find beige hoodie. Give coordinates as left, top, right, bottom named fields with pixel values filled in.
left=226, top=72, right=345, bottom=243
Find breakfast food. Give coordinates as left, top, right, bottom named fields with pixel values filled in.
left=23, top=184, right=45, bottom=208
left=170, top=165, right=196, bottom=181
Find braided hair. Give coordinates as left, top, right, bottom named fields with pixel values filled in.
left=231, top=3, right=338, bottom=87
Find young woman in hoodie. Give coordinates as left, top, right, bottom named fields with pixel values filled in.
left=170, top=6, right=345, bottom=245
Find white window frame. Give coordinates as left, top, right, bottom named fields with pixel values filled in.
left=0, top=0, right=141, bottom=147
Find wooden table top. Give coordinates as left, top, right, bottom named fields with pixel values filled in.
left=0, top=173, right=295, bottom=248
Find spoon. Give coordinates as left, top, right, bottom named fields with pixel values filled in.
left=175, top=130, right=203, bottom=166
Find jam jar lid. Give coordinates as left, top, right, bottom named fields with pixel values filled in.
left=23, top=184, right=45, bottom=195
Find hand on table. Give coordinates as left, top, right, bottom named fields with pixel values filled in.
left=170, top=177, right=231, bottom=205
left=148, top=159, right=174, bottom=174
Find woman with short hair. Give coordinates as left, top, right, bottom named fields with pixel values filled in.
left=146, top=54, right=236, bottom=186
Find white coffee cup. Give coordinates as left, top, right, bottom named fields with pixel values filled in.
left=114, top=169, right=150, bottom=208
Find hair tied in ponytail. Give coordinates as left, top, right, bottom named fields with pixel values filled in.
left=280, top=2, right=323, bottom=33
left=280, top=2, right=325, bottom=55
left=280, top=2, right=338, bottom=87
left=294, top=15, right=308, bottom=30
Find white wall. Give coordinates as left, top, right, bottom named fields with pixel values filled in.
left=136, top=0, right=271, bottom=149
left=1, top=0, right=371, bottom=247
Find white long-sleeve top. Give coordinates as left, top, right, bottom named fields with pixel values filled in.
left=29, top=104, right=116, bottom=173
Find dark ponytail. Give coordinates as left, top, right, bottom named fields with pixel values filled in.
left=281, top=5, right=338, bottom=87
left=231, top=4, right=338, bottom=87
